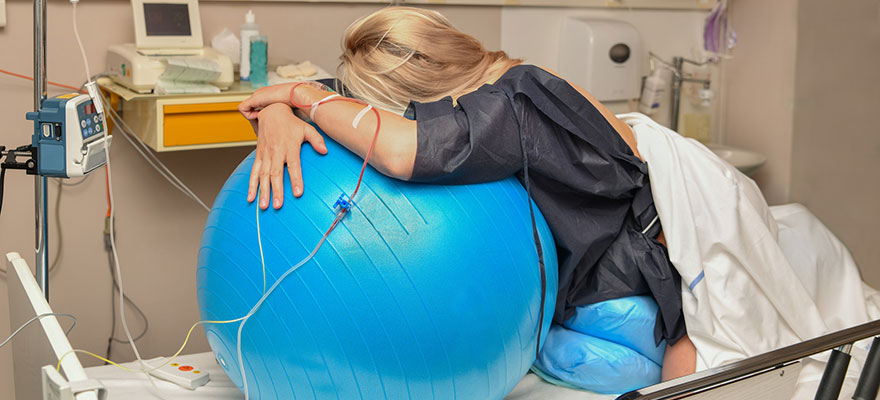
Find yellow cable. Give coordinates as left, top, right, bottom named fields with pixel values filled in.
left=55, top=181, right=270, bottom=377
left=57, top=349, right=142, bottom=373
left=56, top=317, right=245, bottom=373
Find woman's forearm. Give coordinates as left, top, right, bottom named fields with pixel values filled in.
left=291, top=84, right=417, bottom=180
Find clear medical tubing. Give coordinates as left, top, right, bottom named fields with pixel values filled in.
left=197, top=137, right=558, bottom=400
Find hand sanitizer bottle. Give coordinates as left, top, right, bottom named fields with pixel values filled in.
left=240, top=10, right=260, bottom=81
left=639, top=68, right=666, bottom=116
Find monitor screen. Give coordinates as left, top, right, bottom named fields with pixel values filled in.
left=143, top=3, right=191, bottom=36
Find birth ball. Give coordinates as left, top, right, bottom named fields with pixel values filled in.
left=197, top=136, right=557, bottom=400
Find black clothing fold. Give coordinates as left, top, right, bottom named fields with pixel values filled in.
left=403, top=65, right=685, bottom=345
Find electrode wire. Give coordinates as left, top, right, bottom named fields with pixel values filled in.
left=70, top=4, right=164, bottom=394
left=53, top=87, right=379, bottom=391
left=103, top=85, right=166, bottom=400
left=235, top=84, right=382, bottom=399
left=0, top=68, right=85, bottom=93
left=58, top=316, right=245, bottom=373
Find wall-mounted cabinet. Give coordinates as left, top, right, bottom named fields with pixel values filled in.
left=99, top=79, right=257, bottom=152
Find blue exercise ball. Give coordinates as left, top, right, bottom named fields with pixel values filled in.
left=197, top=134, right=558, bottom=400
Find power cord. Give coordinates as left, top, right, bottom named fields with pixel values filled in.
left=47, top=177, right=88, bottom=276
left=103, top=218, right=150, bottom=363
left=68, top=0, right=162, bottom=394
left=0, top=313, right=77, bottom=350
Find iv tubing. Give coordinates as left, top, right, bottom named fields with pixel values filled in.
left=56, top=84, right=383, bottom=395
left=233, top=83, right=382, bottom=399
left=238, top=209, right=345, bottom=399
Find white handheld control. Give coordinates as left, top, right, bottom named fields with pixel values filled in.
left=144, top=357, right=210, bottom=390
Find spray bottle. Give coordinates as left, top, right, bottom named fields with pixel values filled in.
left=240, top=10, right=260, bottom=81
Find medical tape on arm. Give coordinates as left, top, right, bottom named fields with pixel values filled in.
left=352, top=104, right=374, bottom=129
left=310, top=94, right=341, bottom=121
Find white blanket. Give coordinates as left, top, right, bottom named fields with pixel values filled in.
left=620, top=112, right=880, bottom=398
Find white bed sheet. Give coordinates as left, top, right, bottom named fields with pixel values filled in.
left=84, top=352, right=613, bottom=400
left=622, top=112, right=880, bottom=400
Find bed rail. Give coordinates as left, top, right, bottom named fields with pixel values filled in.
left=617, top=319, right=880, bottom=400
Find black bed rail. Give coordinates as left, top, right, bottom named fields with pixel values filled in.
left=616, top=319, right=880, bottom=400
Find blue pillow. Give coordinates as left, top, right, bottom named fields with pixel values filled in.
left=563, top=295, right=666, bottom=364
left=533, top=296, right=666, bottom=393
left=534, top=325, right=661, bottom=394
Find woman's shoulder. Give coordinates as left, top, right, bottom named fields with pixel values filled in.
left=499, top=64, right=565, bottom=80
left=487, top=64, right=576, bottom=98
left=412, top=64, right=569, bottom=115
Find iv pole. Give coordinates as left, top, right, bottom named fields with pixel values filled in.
left=33, top=0, right=50, bottom=299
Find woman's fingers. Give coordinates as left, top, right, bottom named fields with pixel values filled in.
left=286, top=142, right=304, bottom=198
left=269, top=146, right=286, bottom=209
left=304, top=125, right=328, bottom=155
left=258, top=158, right=272, bottom=210
left=239, top=84, right=293, bottom=117
left=248, top=157, right=261, bottom=203
left=245, top=101, right=319, bottom=208
left=238, top=98, right=260, bottom=119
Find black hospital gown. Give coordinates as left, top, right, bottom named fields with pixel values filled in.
left=403, top=65, right=685, bottom=345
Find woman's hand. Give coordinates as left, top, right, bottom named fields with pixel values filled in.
left=238, top=83, right=297, bottom=121
left=238, top=81, right=327, bottom=120
left=248, top=103, right=328, bottom=210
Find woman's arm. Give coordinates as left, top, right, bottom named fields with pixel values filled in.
left=238, top=83, right=417, bottom=209
left=293, top=84, right=417, bottom=179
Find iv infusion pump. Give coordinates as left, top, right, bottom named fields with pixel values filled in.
left=26, top=94, right=111, bottom=178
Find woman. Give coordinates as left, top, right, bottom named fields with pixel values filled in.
left=238, top=6, right=696, bottom=383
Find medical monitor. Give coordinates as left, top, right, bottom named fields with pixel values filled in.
left=132, top=0, right=203, bottom=50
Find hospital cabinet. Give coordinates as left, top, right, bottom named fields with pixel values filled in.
left=99, top=78, right=256, bottom=152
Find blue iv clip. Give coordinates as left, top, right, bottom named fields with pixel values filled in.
left=334, top=193, right=352, bottom=212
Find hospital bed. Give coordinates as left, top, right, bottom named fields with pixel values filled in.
left=8, top=251, right=880, bottom=400
left=67, top=324, right=880, bottom=400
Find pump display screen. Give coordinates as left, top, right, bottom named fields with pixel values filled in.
left=143, top=3, right=191, bottom=36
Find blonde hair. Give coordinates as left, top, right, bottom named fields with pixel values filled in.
left=338, top=7, right=520, bottom=114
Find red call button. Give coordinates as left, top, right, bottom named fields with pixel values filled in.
left=178, top=365, right=194, bottom=372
